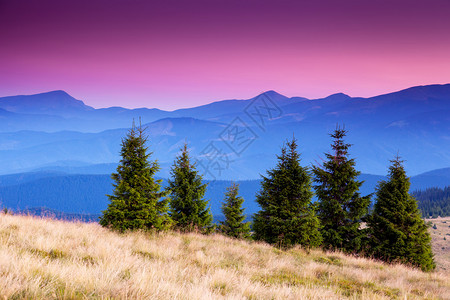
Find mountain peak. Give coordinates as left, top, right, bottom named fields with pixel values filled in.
left=258, top=90, right=287, bottom=98
left=324, top=93, right=351, bottom=100
left=42, top=90, right=70, bottom=96
left=262, top=90, right=282, bottom=95
left=372, top=83, right=450, bottom=102
left=252, top=90, right=291, bottom=104
left=0, top=90, right=94, bottom=116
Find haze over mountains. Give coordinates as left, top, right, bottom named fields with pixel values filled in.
left=1, top=84, right=449, bottom=178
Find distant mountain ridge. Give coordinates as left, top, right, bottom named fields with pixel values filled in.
left=0, top=84, right=449, bottom=177
left=0, top=90, right=94, bottom=116
left=1, top=84, right=449, bottom=132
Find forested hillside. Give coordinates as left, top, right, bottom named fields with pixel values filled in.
left=1, top=171, right=449, bottom=219
left=413, top=186, right=450, bottom=218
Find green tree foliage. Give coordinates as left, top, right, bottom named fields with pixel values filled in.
left=367, top=157, right=435, bottom=271
left=220, top=183, right=251, bottom=239
left=253, top=138, right=322, bottom=248
left=413, top=186, right=450, bottom=218
left=99, top=124, right=171, bottom=232
left=312, top=127, right=371, bottom=253
left=168, top=144, right=213, bottom=232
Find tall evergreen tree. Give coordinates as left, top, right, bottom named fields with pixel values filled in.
left=367, top=156, right=435, bottom=271
left=220, top=183, right=251, bottom=239
left=312, top=127, right=371, bottom=253
left=253, top=138, right=322, bottom=248
left=168, top=144, right=213, bottom=232
left=99, top=124, right=171, bottom=232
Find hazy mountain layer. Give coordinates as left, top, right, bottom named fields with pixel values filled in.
left=0, top=84, right=449, bottom=177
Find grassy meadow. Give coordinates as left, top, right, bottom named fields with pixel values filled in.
left=426, top=217, right=450, bottom=273
left=0, top=213, right=449, bottom=299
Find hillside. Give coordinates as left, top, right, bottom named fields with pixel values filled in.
left=1, top=170, right=449, bottom=218
left=426, top=217, right=450, bottom=273
left=415, top=187, right=450, bottom=218
left=0, top=213, right=448, bottom=299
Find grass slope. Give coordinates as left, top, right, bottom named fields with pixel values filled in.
left=0, top=213, right=449, bottom=299
left=426, top=217, right=450, bottom=273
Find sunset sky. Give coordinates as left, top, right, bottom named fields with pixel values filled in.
left=1, top=0, right=449, bottom=110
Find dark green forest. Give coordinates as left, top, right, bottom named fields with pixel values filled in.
left=1, top=175, right=449, bottom=219
left=413, top=186, right=450, bottom=218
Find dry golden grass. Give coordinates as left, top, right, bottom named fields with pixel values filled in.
left=0, top=213, right=449, bottom=299
left=426, top=217, right=450, bottom=273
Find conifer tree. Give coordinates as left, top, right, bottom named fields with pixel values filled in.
left=367, top=156, right=435, bottom=271
left=312, top=127, right=371, bottom=253
left=253, top=138, right=322, bottom=248
left=168, top=144, right=213, bottom=232
left=220, top=183, right=251, bottom=239
left=99, top=124, right=171, bottom=232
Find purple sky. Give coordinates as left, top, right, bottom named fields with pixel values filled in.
left=1, top=0, right=449, bottom=110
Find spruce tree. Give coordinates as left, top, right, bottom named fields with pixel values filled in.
left=168, top=144, right=213, bottom=232
left=367, top=156, right=435, bottom=271
left=220, top=183, right=251, bottom=239
left=99, top=124, right=171, bottom=232
left=253, top=138, right=322, bottom=248
left=312, top=127, right=370, bottom=253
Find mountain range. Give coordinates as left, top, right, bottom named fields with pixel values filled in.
left=1, top=84, right=450, bottom=178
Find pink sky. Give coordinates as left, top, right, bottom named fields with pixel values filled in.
left=1, top=0, right=449, bottom=110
